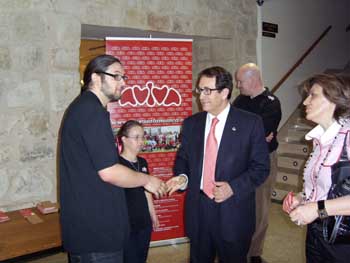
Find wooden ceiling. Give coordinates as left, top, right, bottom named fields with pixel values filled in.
left=79, top=39, right=105, bottom=79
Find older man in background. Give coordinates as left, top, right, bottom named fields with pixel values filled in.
left=234, top=63, right=282, bottom=263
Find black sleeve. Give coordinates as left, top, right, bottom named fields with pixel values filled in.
left=80, top=110, right=119, bottom=172
left=260, top=98, right=282, bottom=136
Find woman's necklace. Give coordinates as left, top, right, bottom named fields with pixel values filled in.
left=126, top=158, right=139, bottom=172
left=302, top=125, right=344, bottom=201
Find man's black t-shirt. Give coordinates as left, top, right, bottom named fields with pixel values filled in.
left=233, top=88, right=282, bottom=153
left=59, top=91, right=129, bottom=253
left=119, top=156, right=152, bottom=231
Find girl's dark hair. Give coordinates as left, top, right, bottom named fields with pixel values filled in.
left=81, top=54, right=121, bottom=93
left=300, top=73, right=350, bottom=121
left=117, top=120, right=143, bottom=145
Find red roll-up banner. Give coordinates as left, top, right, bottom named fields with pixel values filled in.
left=106, top=37, right=192, bottom=243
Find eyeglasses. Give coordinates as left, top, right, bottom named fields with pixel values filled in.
left=195, top=87, right=221, bottom=95
left=126, top=135, right=145, bottom=141
left=97, top=71, right=128, bottom=81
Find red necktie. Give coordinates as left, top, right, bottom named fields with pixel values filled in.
left=203, top=117, right=219, bottom=198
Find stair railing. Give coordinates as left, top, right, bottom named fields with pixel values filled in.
left=271, top=25, right=332, bottom=94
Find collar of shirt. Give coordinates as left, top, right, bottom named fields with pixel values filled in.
left=305, top=121, right=342, bottom=145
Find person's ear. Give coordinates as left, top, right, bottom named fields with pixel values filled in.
left=222, top=88, right=229, bottom=99
left=91, top=73, right=101, bottom=87
left=121, top=136, right=127, bottom=144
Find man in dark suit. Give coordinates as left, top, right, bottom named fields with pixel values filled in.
left=234, top=63, right=282, bottom=263
left=167, top=66, right=270, bottom=263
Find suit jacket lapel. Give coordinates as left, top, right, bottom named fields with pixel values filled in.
left=216, top=107, right=240, bottom=179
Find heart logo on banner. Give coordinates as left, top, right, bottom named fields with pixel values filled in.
left=151, top=85, right=168, bottom=105
left=133, top=86, right=149, bottom=105
left=119, top=81, right=182, bottom=107
left=164, top=88, right=181, bottom=106
left=120, top=88, right=136, bottom=106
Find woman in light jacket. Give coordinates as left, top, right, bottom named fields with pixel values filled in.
left=283, top=74, right=350, bottom=263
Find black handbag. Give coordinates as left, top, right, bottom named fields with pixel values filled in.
left=322, top=132, right=350, bottom=244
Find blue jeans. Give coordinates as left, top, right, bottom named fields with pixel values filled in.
left=68, top=251, right=123, bottom=263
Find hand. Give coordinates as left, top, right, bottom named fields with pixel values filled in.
left=289, top=202, right=318, bottom=226
left=265, top=132, right=274, bottom=143
left=144, top=176, right=167, bottom=199
left=166, top=176, right=187, bottom=196
left=283, top=192, right=303, bottom=214
left=213, top=181, right=233, bottom=203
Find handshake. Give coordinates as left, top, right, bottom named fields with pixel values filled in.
left=144, top=175, right=188, bottom=199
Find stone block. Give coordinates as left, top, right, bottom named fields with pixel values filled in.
left=14, top=13, right=46, bottom=43
left=80, top=2, right=124, bottom=27
left=181, top=0, right=210, bottom=16
left=239, top=0, right=256, bottom=16
left=1, top=0, right=31, bottom=10
left=50, top=48, right=79, bottom=71
left=49, top=73, right=80, bottom=112
left=127, top=0, right=137, bottom=8
left=125, top=8, right=147, bottom=28
left=7, top=166, right=53, bottom=201
left=0, top=47, right=11, bottom=70
left=43, top=14, right=81, bottom=49
left=193, top=40, right=211, bottom=62
left=141, top=0, right=176, bottom=13
left=52, top=0, right=80, bottom=15
left=208, top=15, right=234, bottom=38
left=236, top=16, right=249, bottom=36
left=211, top=39, right=235, bottom=61
left=0, top=12, right=13, bottom=27
left=0, top=110, right=22, bottom=137
left=23, top=110, right=49, bottom=137
left=246, top=39, right=257, bottom=57
left=172, top=15, right=192, bottom=34
left=0, top=168, right=10, bottom=200
left=0, top=143, right=11, bottom=166
left=193, top=18, right=209, bottom=36
left=0, top=26, right=10, bottom=44
left=7, top=80, right=44, bottom=108
left=207, top=0, right=237, bottom=14
left=19, top=143, right=54, bottom=162
left=12, top=46, right=43, bottom=71
left=147, top=12, right=170, bottom=31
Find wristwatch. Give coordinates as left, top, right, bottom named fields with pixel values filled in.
left=317, top=200, right=328, bottom=219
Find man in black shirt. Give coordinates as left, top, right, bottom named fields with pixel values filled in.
left=234, top=63, right=282, bottom=263
left=59, top=55, right=167, bottom=263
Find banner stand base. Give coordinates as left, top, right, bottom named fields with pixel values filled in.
left=150, top=237, right=189, bottom=247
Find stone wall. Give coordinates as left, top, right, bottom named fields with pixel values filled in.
left=0, top=0, right=257, bottom=211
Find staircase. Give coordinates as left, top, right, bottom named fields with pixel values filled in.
left=271, top=108, right=315, bottom=202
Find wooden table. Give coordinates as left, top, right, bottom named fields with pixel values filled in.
left=0, top=208, right=61, bottom=261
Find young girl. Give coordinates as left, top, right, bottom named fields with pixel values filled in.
left=118, top=120, right=159, bottom=263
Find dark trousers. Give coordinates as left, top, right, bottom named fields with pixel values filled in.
left=306, top=220, right=350, bottom=263
left=190, top=192, right=249, bottom=263
left=124, top=226, right=152, bottom=263
left=68, top=251, right=123, bottom=263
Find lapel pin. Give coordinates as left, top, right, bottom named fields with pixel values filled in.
left=232, top=126, right=236, bottom=131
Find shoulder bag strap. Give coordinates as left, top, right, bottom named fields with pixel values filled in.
left=339, top=132, right=349, bottom=161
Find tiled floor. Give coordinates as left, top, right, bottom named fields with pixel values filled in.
left=27, top=203, right=306, bottom=263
